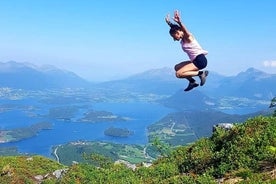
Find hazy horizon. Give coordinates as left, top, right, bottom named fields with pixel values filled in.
left=0, top=60, right=274, bottom=83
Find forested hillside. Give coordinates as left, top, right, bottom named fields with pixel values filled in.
left=1, top=115, right=275, bottom=183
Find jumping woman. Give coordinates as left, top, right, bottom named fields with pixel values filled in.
left=165, top=10, right=209, bottom=91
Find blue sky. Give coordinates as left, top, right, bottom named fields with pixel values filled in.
left=0, top=0, right=275, bottom=81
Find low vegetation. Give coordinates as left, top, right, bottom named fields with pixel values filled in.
left=1, top=114, right=275, bottom=183
left=0, top=156, right=65, bottom=184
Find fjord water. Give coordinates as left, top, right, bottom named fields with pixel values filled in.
left=0, top=100, right=173, bottom=158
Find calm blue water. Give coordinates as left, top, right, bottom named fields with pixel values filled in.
left=0, top=101, right=173, bottom=158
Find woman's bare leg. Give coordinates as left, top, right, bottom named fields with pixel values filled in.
left=175, top=62, right=201, bottom=91
left=175, top=62, right=199, bottom=78
left=175, top=62, right=195, bottom=82
left=174, top=61, right=190, bottom=71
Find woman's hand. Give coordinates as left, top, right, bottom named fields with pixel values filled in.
left=173, top=10, right=181, bottom=23
left=165, top=13, right=170, bottom=24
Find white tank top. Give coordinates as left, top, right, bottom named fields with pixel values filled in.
left=181, top=37, right=208, bottom=61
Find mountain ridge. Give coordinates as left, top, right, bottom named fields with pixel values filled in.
left=0, top=61, right=275, bottom=101
left=0, top=61, right=91, bottom=90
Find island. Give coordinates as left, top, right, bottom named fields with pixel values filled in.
left=78, top=110, right=129, bottom=123
left=104, top=127, right=134, bottom=138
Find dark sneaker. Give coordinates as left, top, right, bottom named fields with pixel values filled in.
left=184, top=82, right=199, bottom=91
left=199, top=70, right=209, bottom=86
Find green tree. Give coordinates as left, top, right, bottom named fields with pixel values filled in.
left=152, top=137, right=171, bottom=157
left=83, top=153, right=112, bottom=169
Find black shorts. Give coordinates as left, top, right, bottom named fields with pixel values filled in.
left=193, top=54, right=207, bottom=70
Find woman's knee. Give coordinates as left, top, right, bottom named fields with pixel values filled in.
left=174, top=63, right=183, bottom=71
left=175, top=70, right=184, bottom=78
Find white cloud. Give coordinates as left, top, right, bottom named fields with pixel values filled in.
left=263, top=60, right=276, bottom=67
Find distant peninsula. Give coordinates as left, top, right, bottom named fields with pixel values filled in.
left=104, top=127, right=134, bottom=138
left=0, top=122, right=52, bottom=143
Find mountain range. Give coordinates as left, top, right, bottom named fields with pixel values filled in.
left=0, top=61, right=90, bottom=90
left=97, top=67, right=275, bottom=100
left=0, top=61, right=275, bottom=106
